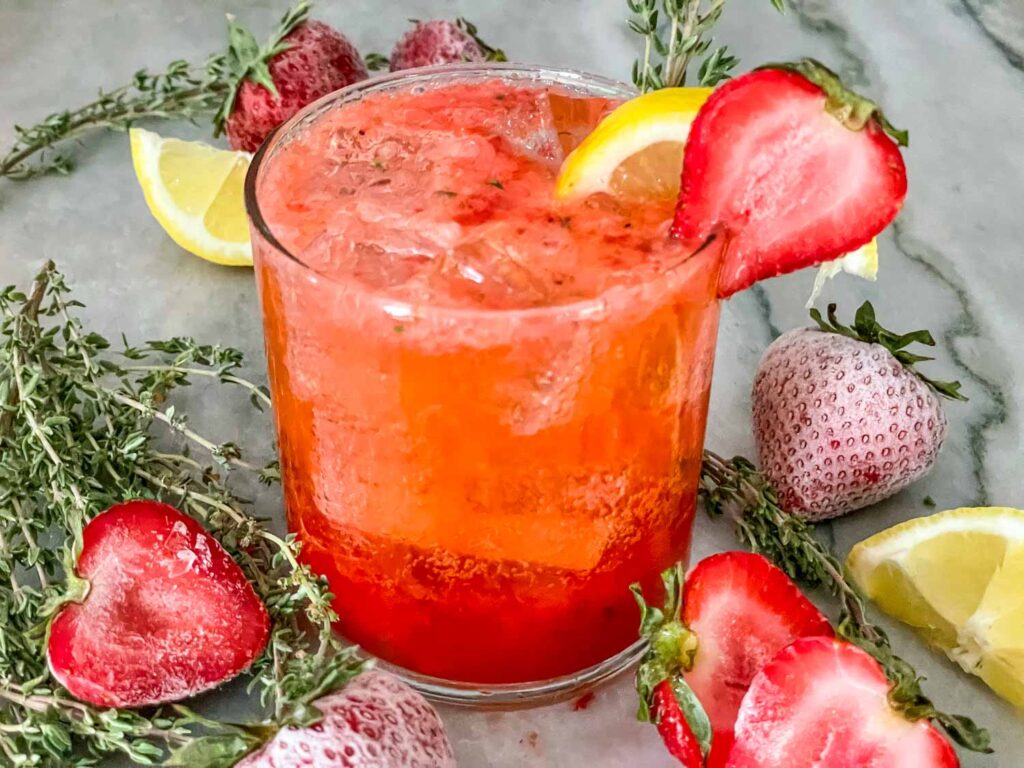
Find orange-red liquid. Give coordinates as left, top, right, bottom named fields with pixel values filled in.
left=252, top=74, right=721, bottom=683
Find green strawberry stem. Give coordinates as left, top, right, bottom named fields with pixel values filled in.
left=699, top=450, right=992, bottom=754
left=759, top=59, right=908, bottom=146
left=810, top=301, right=967, bottom=400
left=631, top=565, right=696, bottom=719
left=631, top=566, right=711, bottom=758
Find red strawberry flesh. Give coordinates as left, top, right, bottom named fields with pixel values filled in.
left=652, top=680, right=705, bottom=768
left=673, top=67, right=907, bottom=298
left=683, top=552, right=833, bottom=766
left=47, top=500, right=269, bottom=707
left=726, top=637, right=958, bottom=768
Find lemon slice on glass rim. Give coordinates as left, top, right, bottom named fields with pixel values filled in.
left=129, top=128, right=253, bottom=267
left=848, top=506, right=1024, bottom=707
left=554, top=87, right=878, bottom=293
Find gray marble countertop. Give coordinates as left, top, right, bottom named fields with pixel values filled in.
left=2, top=1, right=1023, bottom=765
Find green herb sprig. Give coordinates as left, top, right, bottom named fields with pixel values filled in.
left=628, top=0, right=784, bottom=91
left=699, top=450, right=992, bottom=754
left=0, top=57, right=228, bottom=182
left=0, top=263, right=365, bottom=767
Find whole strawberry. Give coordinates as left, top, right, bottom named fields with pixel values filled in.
left=389, top=18, right=506, bottom=72
left=752, top=302, right=965, bottom=521
left=236, top=670, right=456, bottom=768
left=214, top=3, right=368, bottom=152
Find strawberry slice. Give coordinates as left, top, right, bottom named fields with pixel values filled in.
left=47, top=500, right=270, bottom=707
left=673, top=59, right=908, bottom=297
left=683, top=552, right=833, bottom=766
left=633, top=553, right=831, bottom=767
left=727, top=637, right=958, bottom=767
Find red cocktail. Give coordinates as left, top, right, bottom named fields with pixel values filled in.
left=246, top=66, right=723, bottom=700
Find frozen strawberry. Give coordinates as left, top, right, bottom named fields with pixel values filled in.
left=215, top=5, right=368, bottom=152
left=236, top=670, right=456, bottom=768
left=389, top=18, right=506, bottom=72
left=683, top=553, right=832, bottom=766
left=752, top=302, right=965, bottom=520
left=726, top=637, right=958, bottom=767
left=47, top=500, right=269, bottom=708
left=672, top=60, right=908, bottom=297
left=633, top=554, right=830, bottom=767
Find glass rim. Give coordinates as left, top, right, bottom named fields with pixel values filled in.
left=244, top=62, right=719, bottom=320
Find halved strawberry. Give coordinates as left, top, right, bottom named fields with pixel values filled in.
left=726, top=637, right=958, bottom=767
left=673, top=60, right=908, bottom=298
left=48, top=500, right=270, bottom=707
left=633, top=565, right=712, bottom=768
left=683, top=552, right=833, bottom=766
left=633, top=553, right=831, bottom=767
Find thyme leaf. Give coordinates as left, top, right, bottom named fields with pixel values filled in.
left=628, top=0, right=784, bottom=91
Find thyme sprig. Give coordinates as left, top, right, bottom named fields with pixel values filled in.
left=628, top=0, right=785, bottom=91
left=0, top=57, right=228, bottom=181
left=699, top=450, right=992, bottom=754
left=0, top=263, right=365, bottom=767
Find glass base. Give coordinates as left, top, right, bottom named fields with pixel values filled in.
left=371, top=638, right=647, bottom=709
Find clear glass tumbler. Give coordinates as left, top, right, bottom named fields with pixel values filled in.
left=245, top=65, right=723, bottom=705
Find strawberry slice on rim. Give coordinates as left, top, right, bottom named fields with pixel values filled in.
left=47, top=500, right=270, bottom=707
left=633, top=552, right=832, bottom=767
left=673, top=59, right=908, bottom=298
left=726, top=637, right=959, bottom=768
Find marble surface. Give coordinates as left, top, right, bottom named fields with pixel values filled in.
left=2, top=0, right=1023, bottom=765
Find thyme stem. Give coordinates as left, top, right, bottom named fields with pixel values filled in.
left=700, top=450, right=992, bottom=753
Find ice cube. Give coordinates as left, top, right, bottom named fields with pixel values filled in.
left=434, top=229, right=556, bottom=309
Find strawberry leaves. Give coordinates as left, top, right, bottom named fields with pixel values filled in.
left=455, top=17, right=508, bottom=62
left=632, top=565, right=698, bottom=720
left=212, top=0, right=312, bottom=136
left=810, top=301, right=967, bottom=400
left=632, top=565, right=709, bottom=764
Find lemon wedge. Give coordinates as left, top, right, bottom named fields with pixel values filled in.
left=555, top=87, right=712, bottom=201
left=847, top=507, right=1024, bottom=707
left=129, top=128, right=253, bottom=266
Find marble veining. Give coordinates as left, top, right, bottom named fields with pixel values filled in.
left=1, top=1, right=1022, bottom=766
left=962, top=0, right=1024, bottom=69
left=889, top=220, right=1011, bottom=506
